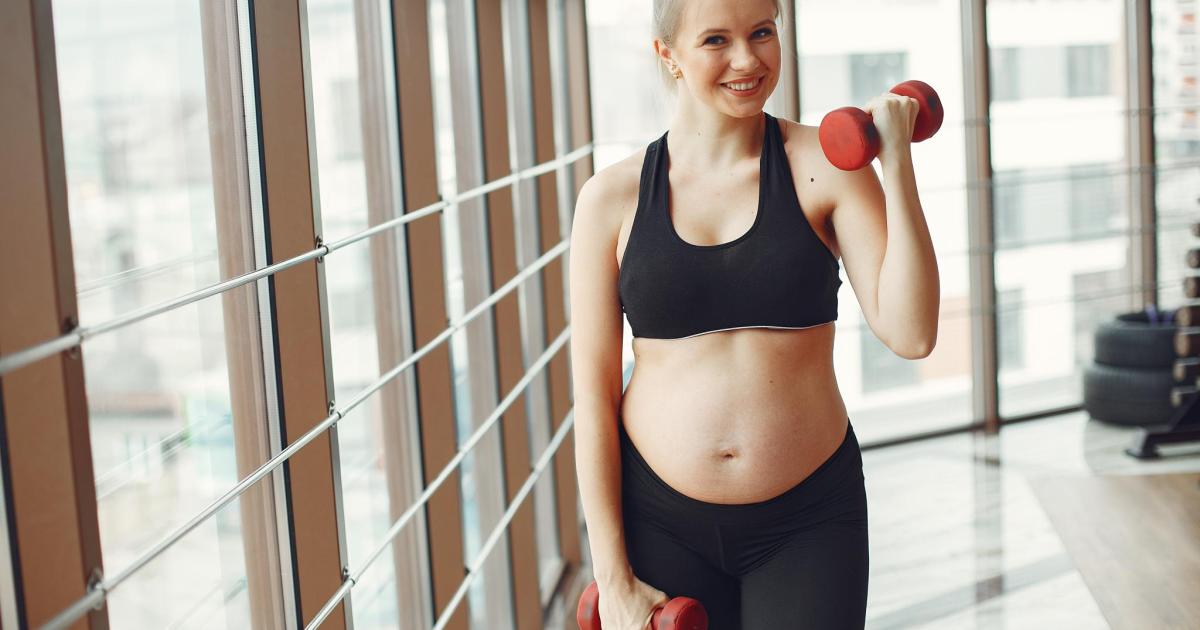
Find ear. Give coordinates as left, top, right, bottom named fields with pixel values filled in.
left=653, top=39, right=674, bottom=66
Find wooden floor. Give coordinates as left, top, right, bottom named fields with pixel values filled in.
left=1032, top=472, right=1200, bottom=630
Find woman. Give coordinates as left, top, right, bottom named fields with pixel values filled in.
left=568, top=0, right=940, bottom=628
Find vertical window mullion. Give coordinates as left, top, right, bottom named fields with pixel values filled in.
left=964, top=0, right=1000, bottom=431
left=0, top=2, right=106, bottom=627
left=246, top=0, right=353, bottom=626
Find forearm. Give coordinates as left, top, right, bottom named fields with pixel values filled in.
left=574, top=400, right=634, bottom=587
left=876, top=149, right=940, bottom=356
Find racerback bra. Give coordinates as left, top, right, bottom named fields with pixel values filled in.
left=618, top=111, right=842, bottom=340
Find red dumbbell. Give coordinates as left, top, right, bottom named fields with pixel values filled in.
left=577, top=580, right=708, bottom=630
left=818, top=79, right=944, bottom=171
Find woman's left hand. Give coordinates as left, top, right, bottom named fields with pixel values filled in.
left=863, top=92, right=919, bottom=164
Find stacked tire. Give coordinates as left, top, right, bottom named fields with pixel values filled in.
left=1082, top=308, right=1178, bottom=426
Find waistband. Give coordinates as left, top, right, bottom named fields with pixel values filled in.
left=619, top=418, right=861, bottom=525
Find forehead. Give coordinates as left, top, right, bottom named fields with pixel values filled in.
left=680, top=0, right=776, bottom=32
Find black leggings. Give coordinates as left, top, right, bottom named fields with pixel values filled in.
left=619, top=419, right=869, bottom=630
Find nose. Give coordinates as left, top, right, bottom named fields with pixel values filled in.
left=729, top=39, right=762, bottom=73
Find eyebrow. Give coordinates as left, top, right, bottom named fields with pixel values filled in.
left=696, top=19, right=775, bottom=39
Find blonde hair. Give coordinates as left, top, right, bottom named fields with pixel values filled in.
left=652, top=0, right=784, bottom=91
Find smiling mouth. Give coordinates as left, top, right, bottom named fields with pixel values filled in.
left=721, top=75, right=764, bottom=93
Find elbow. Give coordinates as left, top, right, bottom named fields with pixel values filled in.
left=890, top=332, right=936, bottom=360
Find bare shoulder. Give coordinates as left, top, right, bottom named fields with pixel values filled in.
left=579, top=148, right=644, bottom=214
left=573, top=146, right=646, bottom=263
left=773, top=115, right=843, bottom=256
left=775, top=116, right=838, bottom=187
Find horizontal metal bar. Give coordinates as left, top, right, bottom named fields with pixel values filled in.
left=0, top=245, right=326, bottom=378
left=305, top=325, right=572, bottom=629
left=0, top=333, right=84, bottom=376
left=952, top=100, right=1200, bottom=126
left=921, top=217, right=1199, bottom=261
left=0, top=143, right=592, bottom=377
left=924, top=157, right=1200, bottom=194
left=38, top=405, right=345, bottom=630
left=340, top=239, right=569, bottom=418
left=325, top=142, right=592, bottom=255
left=811, top=277, right=1183, bottom=341
left=37, top=238, right=572, bottom=630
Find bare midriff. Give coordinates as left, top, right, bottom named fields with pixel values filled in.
left=619, top=324, right=849, bottom=505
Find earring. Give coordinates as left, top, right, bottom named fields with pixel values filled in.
left=669, top=64, right=682, bottom=79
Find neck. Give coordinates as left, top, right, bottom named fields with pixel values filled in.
left=666, top=102, right=765, bottom=173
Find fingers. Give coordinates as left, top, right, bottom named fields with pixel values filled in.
left=643, top=595, right=668, bottom=630
left=863, top=93, right=917, bottom=114
left=643, top=607, right=657, bottom=630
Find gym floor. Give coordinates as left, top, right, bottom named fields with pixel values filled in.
left=862, top=410, right=1200, bottom=629
left=555, top=411, right=1200, bottom=629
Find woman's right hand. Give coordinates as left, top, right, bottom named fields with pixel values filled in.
left=598, top=575, right=670, bottom=630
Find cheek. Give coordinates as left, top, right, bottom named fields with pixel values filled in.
left=700, top=62, right=728, bottom=85
left=764, top=44, right=782, bottom=71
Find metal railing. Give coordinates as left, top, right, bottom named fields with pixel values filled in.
left=33, top=142, right=591, bottom=630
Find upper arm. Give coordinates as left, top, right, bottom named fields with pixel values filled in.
left=568, top=172, right=627, bottom=413
left=828, top=161, right=888, bottom=340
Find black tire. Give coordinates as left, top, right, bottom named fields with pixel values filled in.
left=1093, top=310, right=1177, bottom=369
left=1082, top=362, right=1175, bottom=426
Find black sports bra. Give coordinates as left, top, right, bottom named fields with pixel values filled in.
left=618, top=111, right=842, bottom=340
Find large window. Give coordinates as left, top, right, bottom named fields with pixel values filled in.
left=54, top=0, right=273, bottom=625
left=798, top=1, right=971, bottom=440
left=35, top=0, right=585, bottom=627
left=990, top=0, right=1130, bottom=419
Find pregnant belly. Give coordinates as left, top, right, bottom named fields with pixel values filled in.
left=619, top=361, right=849, bottom=504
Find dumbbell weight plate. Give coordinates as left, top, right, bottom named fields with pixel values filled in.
left=889, top=79, right=944, bottom=143
left=818, top=106, right=879, bottom=171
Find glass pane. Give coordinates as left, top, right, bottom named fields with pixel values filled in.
left=56, top=2, right=249, bottom=318
left=988, top=0, right=1133, bottom=418
left=428, top=1, right=511, bottom=626
left=798, top=1, right=971, bottom=440
left=585, top=0, right=671, bottom=174
left=305, top=0, right=410, bottom=627
left=55, top=0, right=274, bottom=626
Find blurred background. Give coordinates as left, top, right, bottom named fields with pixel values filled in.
left=2, top=0, right=1198, bottom=629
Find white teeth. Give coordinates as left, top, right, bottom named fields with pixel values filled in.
left=723, top=77, right=760, bottom=91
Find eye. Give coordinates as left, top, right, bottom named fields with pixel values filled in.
left=704, top=28, right=774, bottom=46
